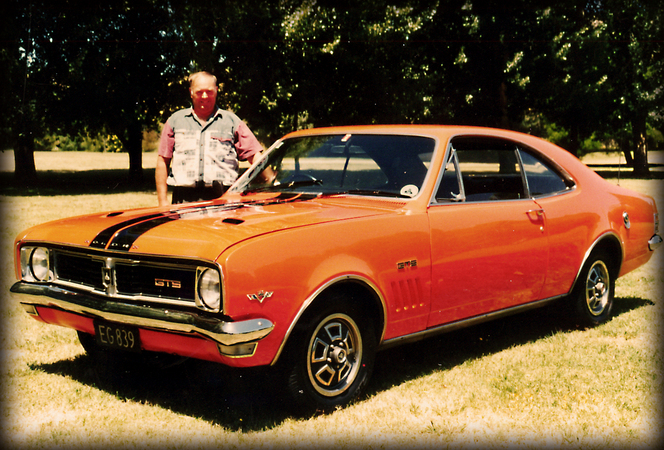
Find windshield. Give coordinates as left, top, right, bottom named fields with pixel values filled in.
left=230, top=134, right=436, bottom=198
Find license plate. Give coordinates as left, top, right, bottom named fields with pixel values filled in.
left=94, top=320, right=141, bottom=352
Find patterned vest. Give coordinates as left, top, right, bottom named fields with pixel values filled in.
left=167, top=109, right=242, bottom=187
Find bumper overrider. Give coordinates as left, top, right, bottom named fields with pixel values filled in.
left=11, top=282, right=274, bottom=358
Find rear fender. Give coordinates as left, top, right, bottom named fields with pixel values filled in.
left=569, top=232, right=623, bottom=294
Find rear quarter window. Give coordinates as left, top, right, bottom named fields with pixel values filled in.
left=518, top=150, right=570, bottom=196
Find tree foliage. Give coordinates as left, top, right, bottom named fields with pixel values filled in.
left=3, top=0, right=662, bottom=182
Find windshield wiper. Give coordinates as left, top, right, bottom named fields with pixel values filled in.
left=324, top=189, right=410, bottom=198
left=244, top=178, right=323, bottom=194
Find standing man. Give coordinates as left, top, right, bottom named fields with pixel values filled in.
left=156, top=71, right=264, bottom=205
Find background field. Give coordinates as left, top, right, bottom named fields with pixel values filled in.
left=0, top=151, right=662, bottom=449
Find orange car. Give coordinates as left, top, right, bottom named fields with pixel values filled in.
left=11, top=125, right=661, bottom=410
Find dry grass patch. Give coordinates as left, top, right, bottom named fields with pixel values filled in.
left=0, top=171, right=662, bottom=449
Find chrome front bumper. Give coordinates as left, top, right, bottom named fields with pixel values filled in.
left=10, top=282, right=274, bottom=347
left=650, top=234, right=662, bottom=251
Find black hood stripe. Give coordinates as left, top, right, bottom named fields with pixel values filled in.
left=91, top=193, right=316, bottom=251
left=90, top=213, right=165, bottom=249
left=107, top=216, right=179, bottom=251
left=89, top=199, right=225, bottom=249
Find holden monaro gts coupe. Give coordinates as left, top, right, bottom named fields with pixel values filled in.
left=11, top=125, right=661, bottom=410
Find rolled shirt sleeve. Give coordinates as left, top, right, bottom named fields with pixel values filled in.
left=158, top=121, right=175, bottom=159
left=234, top=120, right=263, bottom=161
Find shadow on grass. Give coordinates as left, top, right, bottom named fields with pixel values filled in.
left=0, top=169, right=157, bottom=196
left=32, top=354, right=289, bottom=431
left=370, top=296, right=655, bottom=392
left=30, top=296, right=654, bottom=432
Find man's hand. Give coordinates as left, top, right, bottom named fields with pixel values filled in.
left=155, top=155, right=171, bottom=206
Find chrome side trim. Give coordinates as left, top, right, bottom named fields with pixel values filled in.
left=379, top=295, right=564, bottom=351
left=11, top=282, right=273, bottom=347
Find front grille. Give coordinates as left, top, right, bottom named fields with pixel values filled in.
left=115, top=263, right=196, bottom=301
left=55, top=252, right=105, bottom=290
left=50, top=249, right=206, bottom=307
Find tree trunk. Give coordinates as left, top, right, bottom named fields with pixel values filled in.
left=632, top=117, right=650, bottom=178
left=621, top=135, right=634, bottom=167
left=14, top=119, right=37, bottom=184
left=498, top=81, right=509, bottom=129
left=567, top=122, right=580, bottom=157
left=126, top=122, right=144, bottom=184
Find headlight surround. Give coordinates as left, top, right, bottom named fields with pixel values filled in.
left=21, top=247, right=51, bottom=282
left=196, top=267, right=221, bottom=312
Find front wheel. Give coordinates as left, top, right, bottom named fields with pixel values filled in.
left=286, top=305, right=376, bottom=411
left=569, top=251, right=615, bottom=327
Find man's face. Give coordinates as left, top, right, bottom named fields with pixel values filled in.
left=190, top=76, right=218, bottom=116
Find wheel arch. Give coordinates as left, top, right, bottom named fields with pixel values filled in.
left=569, top=232, right=623, bottom=295
left=270, top=275, right=386, bottom=366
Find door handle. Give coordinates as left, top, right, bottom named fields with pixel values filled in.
left=527, top=209, right=545, bottom=231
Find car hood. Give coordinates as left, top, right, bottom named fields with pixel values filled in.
left=18, top=193, right=405, bottom=261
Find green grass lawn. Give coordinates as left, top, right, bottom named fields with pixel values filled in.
left=0, top=153, right=662, bottom=449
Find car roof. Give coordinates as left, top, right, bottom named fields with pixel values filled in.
left=283, top=124, right=526, bottom=139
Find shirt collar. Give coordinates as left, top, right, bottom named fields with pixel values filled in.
left=186, top=107, right=222, bottom=123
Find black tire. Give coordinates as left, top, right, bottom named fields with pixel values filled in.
left=285, top=301, right=376, bottom=411
left=77, top=330, right=101, bottom=355
left=569, top=250, right=615, bottom=327
left=77, top=330, right=123, bottom=366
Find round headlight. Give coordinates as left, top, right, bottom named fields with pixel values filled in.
left=197, top=268, right=221, bottom=311
left=30, top=248, right=50, bottom=281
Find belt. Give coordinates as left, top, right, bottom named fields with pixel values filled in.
left=181, top=181, right=223, bottom=189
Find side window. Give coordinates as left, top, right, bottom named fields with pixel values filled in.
left=456, top=146, right=526, bottom=201
left=435, top=150, right=462, bottom=202
left=519, top=150, right=570, bottom=196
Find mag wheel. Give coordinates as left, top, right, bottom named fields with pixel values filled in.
left=571, top=251, right=615, bottom=327
left=287, top=304, right=375, bottom=411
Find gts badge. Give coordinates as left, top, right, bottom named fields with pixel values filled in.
left=155, top=278, right=181, bottom=289
left=397, top=259, right=418, bottom=270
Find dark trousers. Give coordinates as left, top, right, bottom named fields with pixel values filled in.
left=172, top=181, right=227, bottom=204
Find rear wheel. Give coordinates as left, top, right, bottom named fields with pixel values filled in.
left=285, top=302, right=376, bottom=411
left=570, top=250, right=615, bottom=327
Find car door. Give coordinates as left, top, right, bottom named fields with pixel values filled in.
left=426, top=138, right=549, bottom=327
left=516, top=148, right=582, bottom=300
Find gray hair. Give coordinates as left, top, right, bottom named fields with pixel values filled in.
left=188, top=71, right=218, bottom=88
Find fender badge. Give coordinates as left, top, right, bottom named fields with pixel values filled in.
left=397, top=259, right=418, bottom=270
left=247, top=290, right=273, bottom=303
